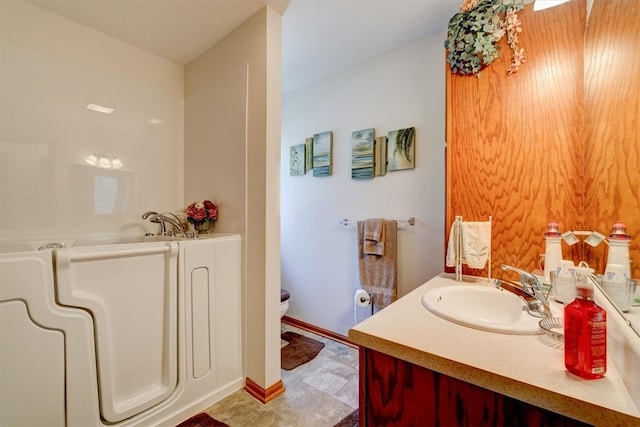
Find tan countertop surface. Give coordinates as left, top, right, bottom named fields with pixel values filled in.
left=349, top=273, right=640, bottom=427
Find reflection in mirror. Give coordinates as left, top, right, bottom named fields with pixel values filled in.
left=585, top=0, right=640, bottom=336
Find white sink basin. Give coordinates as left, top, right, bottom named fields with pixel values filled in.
left=421, top=284, right=542, bottom=335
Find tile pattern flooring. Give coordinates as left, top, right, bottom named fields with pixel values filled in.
left=202, top=324, right=359, bottom=427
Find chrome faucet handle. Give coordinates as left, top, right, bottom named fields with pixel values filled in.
left=161, top=213, right=186, bottom=234
left=161, top=212, right=185, bottom=230
left=501, top=264, right=540, bottom=293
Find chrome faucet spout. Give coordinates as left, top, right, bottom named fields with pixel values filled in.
left=498, top=264, right=552, bottom=318
left=494, top=278, right=532, bottom=299
left=494, top=278, right=548, bottom=318
left=146, top=213, right=168, bottom=233
left=141, top=210, right=158, bottom=220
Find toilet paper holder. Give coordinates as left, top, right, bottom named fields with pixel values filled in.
left=354, top=289, right=374, bottom=324
left=355, top=288, right=371, bottom=306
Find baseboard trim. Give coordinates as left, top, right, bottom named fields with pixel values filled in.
left=244, top=377, right=285, bottom=404
left=282, top=316, right=359, bottom=349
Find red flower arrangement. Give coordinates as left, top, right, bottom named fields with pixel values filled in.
left=185, top=200, right=218, bottom=225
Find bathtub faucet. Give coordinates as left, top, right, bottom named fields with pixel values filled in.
left=160, top=212, right=186, bottom=237
left=141, top=211, right=158, bottom=220
left=142, top=211, right=186, bottom=237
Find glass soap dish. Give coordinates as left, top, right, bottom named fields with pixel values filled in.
left=539, top=317, right=564, bottom=342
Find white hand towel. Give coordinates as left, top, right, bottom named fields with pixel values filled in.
left=445, top=220, right=459, bottom=267
left=461, top=221, right=491, bottom=269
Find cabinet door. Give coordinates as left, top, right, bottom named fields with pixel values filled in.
left=360, top=348, right=582, bottom=426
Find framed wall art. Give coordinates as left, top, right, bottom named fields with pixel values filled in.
left=387, top=127, right=415, bottom=171
left=289, top=143, right=306, bottom=176
left=351, top=128, right=375, bottom=180
left=312, top=131, right=333, bottom=177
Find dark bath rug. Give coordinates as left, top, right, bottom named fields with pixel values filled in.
left=334, top=409, right=358, bottom=427
left=281, top=331, right=325, bottom=370
left=176, top=412, right=229, bottom=427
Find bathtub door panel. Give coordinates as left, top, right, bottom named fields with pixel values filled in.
left=54, top=242, right=179, bottom=423
left=1, top=250, right=100, bottom=426
left=0, top=301, right=65, bottom=426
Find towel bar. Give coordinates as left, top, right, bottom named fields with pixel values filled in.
left=339, top=217, right=415, bottom=227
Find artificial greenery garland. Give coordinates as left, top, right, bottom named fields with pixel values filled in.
left=444, top=0, right=533, bottom=76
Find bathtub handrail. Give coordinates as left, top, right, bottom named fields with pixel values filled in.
left=63, top=245, right=173, bottom=263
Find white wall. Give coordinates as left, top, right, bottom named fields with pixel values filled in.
left=0, top=1, right=184, bottom=239
left=185, top=8, right=283, bottom=393
left=281, top=33, right=446, bottom=336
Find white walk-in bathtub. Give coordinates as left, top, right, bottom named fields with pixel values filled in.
left=0, top=234, right=242, bottom=426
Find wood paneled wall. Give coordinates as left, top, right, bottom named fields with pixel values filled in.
left=584, top=0, right=640, bottom=278
left=446, top=1, right=586, bottom=278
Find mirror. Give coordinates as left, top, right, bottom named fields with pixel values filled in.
left=584, top=0, right=640, bottom=335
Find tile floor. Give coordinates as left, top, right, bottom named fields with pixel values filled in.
left=202, top=324, right=359, bottom=427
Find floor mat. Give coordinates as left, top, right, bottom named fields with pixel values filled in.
left=334, top=409, right=358, bottom=427
left=281, top=331, right=325, bottom=370
left=176, top=412, right=230, bottom=427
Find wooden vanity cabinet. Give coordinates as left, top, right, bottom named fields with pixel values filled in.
left=358, top=347, right=587, bottom=426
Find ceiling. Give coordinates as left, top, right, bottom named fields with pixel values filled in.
left=24, top=0, right=460, bottom=93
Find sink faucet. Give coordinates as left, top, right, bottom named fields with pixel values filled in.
left=495, top=264, right=553, bottom=318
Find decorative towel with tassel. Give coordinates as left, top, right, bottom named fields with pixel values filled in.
left=357, top=219, right=398, bottom=310
left=446, top=219, right=491, bottom=269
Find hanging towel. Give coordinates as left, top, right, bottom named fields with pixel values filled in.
left=445, top=219, right=460, bottom=268
left=363, top=218, right=385, bottom=255
left=357, top=219, right=398, bottom=310
left=461, top=221, right=491, bottom=269
left=445, top=219, right=491, bottom=269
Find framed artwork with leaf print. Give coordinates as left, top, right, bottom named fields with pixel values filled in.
left=387, top=127, right=415, bottom=171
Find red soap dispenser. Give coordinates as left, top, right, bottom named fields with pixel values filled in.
left=564, top=278, right=606, bottom=379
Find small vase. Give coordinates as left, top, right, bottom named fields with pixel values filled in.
left=193, top=219, right=212, bottom=234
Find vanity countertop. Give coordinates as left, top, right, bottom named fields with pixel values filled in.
left=349, top=273, right=640, bottom=426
